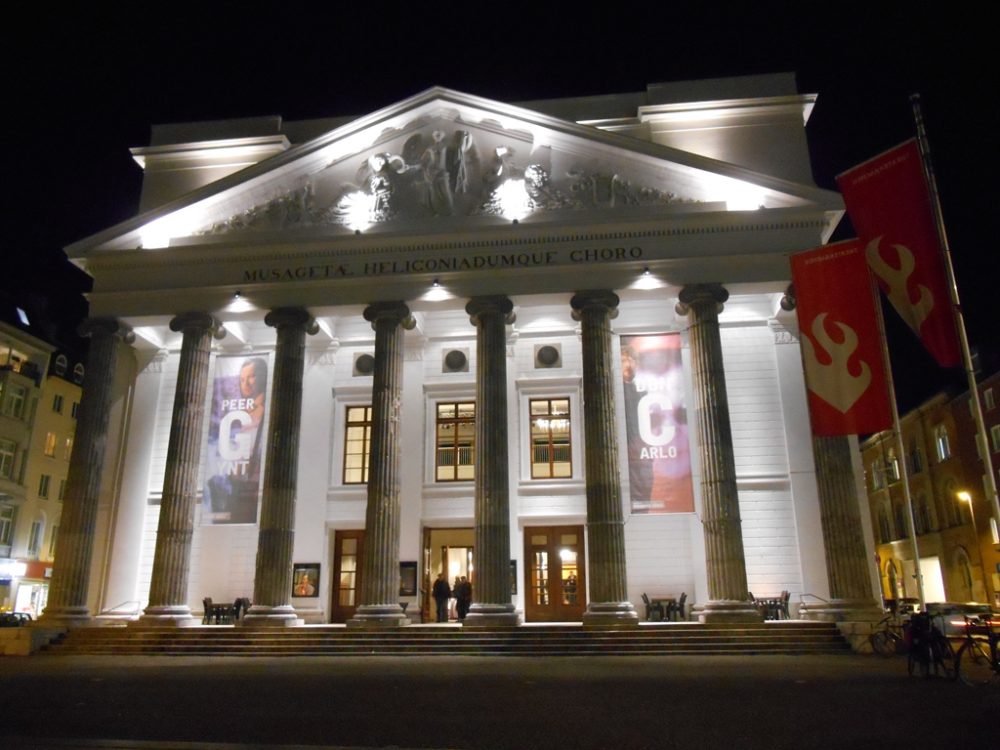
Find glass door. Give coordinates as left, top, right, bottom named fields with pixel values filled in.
left=330, top=529, right=364, bottom=623
left=524, top=525, right=585, bottom=622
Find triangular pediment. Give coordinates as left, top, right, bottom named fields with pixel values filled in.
left=68, top=87, right=842, bottom=255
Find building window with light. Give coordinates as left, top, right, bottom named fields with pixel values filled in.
left=342, top=405, right=372, bottom=485
left=64, top=437, right=73, bottom=461
left=886, top=448, right=900, bottom=483
left=43, top=432, right=57, bottom=458
left=870, top=462, right=885, bottom=491
left=934, top=425, right=951, bottom=461
left=529, top=398, right=572, bottom=479
left=436, top=402, right=475, bottom=481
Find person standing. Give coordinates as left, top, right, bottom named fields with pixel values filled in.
left=456, top=576, right=472, bottom=620
left=432, top=573, right=451, bottom=623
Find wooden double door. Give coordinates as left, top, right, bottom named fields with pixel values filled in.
left=524, top=525, right=586, bottom=622
left=330, top=529, right=364, bottom=623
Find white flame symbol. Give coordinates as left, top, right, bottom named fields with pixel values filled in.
left=865, top=236, right=934, bottom=333
left=802, top=313, right=872, bottom=414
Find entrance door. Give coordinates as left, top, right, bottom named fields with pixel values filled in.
left=330, top=529, right=364, bottom=623
left=422, top=527, right=474, bottom=622
left=524, top=525, right=585, bottom=622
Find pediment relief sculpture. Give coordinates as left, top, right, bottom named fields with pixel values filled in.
left=198, top=127, right=694, bottom=236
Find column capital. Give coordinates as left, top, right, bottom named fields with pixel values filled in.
left=363, top=301, right=413, bottom=329
left=264, top=307, right=320, bottom=335
left=77, top=317, right=134, bottom=344
left=676, top=283, right=729, bottom=316
left=466, top=295, right=514, bottom=325
left=570, top=289, right=620, bottom=320
left=168, top=312, right=226, bottom=340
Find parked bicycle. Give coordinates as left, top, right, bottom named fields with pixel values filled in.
left=954, top=615, right=1000, bottom=687
left=870, top=612, right=907, bottom=656
left=904, top=612, right=954, bottom=679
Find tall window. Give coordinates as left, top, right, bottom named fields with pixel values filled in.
left=38, top=474, right=50, bottom=499
left=64, top=437, right=73, bottom=461
left=0, top=505, right=15, bottom=548
left=58, top=478, right=66, bottom=500
left=0, top=439, right=15, bottom=478
left=342, top=406, right=372, bottom=484
left=43, top=432, right=56, bottom=457
left=27, top=520, right=42, bottom=558
left=48, top=524, right=58, bottom=558
left=71, top=402, right=79, bottom=419
left=870, top=462, right=885, bottom=491
left=985, top=388, right=995, bottom=410
left=886, top=449, right=900, bottom=483
left=2, top=383, right=27, bottom=419
left=934, top=425, right=951, bottom=461
left=909, top=437, right=923, bottom=474
left=436, top=402, right=475, bottom=481
left=52, top=393, right=63, bottom=413
left=529, top=398, right=572, bottom=478
left=990, top=424, right=1000, bottom=453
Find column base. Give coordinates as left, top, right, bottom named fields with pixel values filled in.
left=698, top=600, right=763, bottom=623
left=582, top=601, right=639, bottom=628
left=37, top=607, right=92, bottom=629
left=798, top=599, right=884, bottom=623
left=462, top=603, right=522, bottom=627
left=240, top=605, right=304, bottom=628
left=347, top=604, right=411, bottom=629
left=132, top=605, right=198, bottom=628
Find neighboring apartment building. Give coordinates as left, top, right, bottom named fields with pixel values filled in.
left=0, top=321, right=54, bottom=611
left=9, top=353, right=84, bottom=616
left=861, top=370, right=1000, bottom=608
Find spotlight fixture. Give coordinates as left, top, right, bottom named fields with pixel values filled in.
left=233, top=290, right=242, bottom=299
left=432, top=279, right=440, bottom=287
left=642, top=267, right=650, bottom=276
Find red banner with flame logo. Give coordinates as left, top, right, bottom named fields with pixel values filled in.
left=836, top=139, right=960, bottom=367
left=791, top=240, right=891, bottom=436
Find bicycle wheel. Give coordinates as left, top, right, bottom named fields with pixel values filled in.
left=871, top=631, right=896, bottom=657
left=932, top=637, right=956, bottom=680
left=957, top=640, right=995, bottom=687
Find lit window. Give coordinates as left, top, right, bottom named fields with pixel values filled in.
left=44, top=432, right=56, bottom=458
left=63, top=437, right=73, bottom=461
left=38, top=474, right=50, bottom=499
left=72, top=363, right=85, bottom=384
left=342, top=405, right=372, bottom=485
left=0, top=439, right=15, bottom=478
left=52, top=393, right=63, bottom=413
left=870, top=462, right=885, bottom=491
left=54, top=355, right=67, bottom=376
left=530, top=398, right=572, bottom=479
left=436, top=402, right=475, bottom=481
left=886, top=449, right=900, bottom=483
left=935, top=425, right=951, bottom=461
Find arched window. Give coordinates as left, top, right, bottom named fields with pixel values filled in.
left=908, top=436, right=923, bottom=474
left=72, top=363, right=85, bottom=384
left=878, top=504, right=892, bottom=545
left=935, top=425, right=951, bottom=461
left=53, top=354, right=67, bottom=376
left=893, top=503, right=907, bottom=541
left=886, top=448, right=900, bottom=482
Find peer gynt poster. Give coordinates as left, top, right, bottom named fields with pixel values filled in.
left=620, top=334, right=694, bottom=514
left=203, top=354, right=269, bottom=525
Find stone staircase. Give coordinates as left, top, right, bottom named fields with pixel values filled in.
left=43, top=621, right=851, bottom=657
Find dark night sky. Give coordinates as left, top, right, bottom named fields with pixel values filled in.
left=4, top=5, right=995, bottom=408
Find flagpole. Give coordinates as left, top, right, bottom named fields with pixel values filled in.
left=910, top=94, right=1000, bottom=535
left=870, top=269, right=926, bottom=610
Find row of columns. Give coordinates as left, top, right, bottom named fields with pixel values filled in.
left=41, top=284, right=882, bottom=629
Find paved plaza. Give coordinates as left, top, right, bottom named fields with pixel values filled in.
left=1, top=653, right=996, bottom=749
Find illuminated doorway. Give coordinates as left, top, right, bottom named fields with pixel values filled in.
left=422, top=527, right=474, bottom=622
left=330, top=529, right=364, bottom=623
left=524, top=525, right=586, bottom=622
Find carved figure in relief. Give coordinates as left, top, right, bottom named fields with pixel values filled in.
left=418, top=130, right=454, bottom=216
left=447, top=130, right=474, bottom=195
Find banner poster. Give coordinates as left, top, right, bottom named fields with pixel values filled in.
left=202, top=354, right=269, bottom=525
left=620, top=334, right=694, bottom=514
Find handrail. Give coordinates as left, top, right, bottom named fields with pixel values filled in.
left=98, top=600, right=141, bottom=616
left=797, top=593, right=830, bottom=605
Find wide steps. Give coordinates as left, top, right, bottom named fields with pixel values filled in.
left=45, top=622, right=850, bottom=657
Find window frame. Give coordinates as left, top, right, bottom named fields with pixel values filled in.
left=342, top=405, right=373, bottom=485
left=43, top=432, right=56, bottom=458
left=0, top=439, right=15, bottom=478
left=528, top=397, right=573, bottom=479
left=38, top=473, right=50, bottom=499
left=52, top=393, right=63, bottom=413
left=934, top=425, right=951, bottom=461
left=434, top=401, right=476, bottom=482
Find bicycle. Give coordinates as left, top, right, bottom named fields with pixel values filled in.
left=904, top=612, right=955, bottom=679
left=869, top=612, right=906, bottom=657
left=954, top=615, right=1000, bottom=687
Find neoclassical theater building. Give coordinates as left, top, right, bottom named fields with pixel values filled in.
left=42, top=73, right=882, bottom=628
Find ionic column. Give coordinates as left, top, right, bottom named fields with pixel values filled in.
left=800, top=436, right=884, bottom=621
left=40, top=318, right=133, bottom=627
left=348, top=302, right=413, bottom=629
left=676, top=284, right=760, bottom=622
left=571, top=291, right=638, bottom=626
left=242, top=308, right=318, bottom=627
left=463, top=296, right=521, bottom=627
left=137, top=313, right=224, bottom=626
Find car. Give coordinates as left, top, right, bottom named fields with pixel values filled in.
left=0, top=611, right=33, bottom=627
left=924, top=602, right=996, bottom=637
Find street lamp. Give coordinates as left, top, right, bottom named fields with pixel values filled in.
left=957, top=490, right=976, bottom=534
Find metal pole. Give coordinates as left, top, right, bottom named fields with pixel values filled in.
left=910, top=94, right=1000, bottom=533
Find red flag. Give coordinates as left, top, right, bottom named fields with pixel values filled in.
left=790, top=240, right=891, bottom=436
left=836, top=139, right=960, bottom=367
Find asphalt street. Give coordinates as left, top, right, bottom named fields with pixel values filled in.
left=1, top=653, right=996, bottom=749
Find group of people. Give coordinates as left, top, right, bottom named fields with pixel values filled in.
left=431, top=573, right=473, bottom=622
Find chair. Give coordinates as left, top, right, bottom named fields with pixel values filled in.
left=666, top=592, right=687, bottom=622
left=641, top=593, right=664, bottom=622
left=202, top=597, right=213, bottom=625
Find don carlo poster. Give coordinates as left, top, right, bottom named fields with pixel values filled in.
left=203, top=354, right=269, bottom=525
left=620, top=334, right=694, bottom=514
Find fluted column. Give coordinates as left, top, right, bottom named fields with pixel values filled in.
left=571, top=291, right=639, bottom=626
left=40, top=318, right=133, bottom=627
left=242, top=308, right=318, bottom=627
left=348, top=302, right=413, bottom=629
left=800, top=436, right=884, bottom=622
left=676, top=284, right=760, bottom=622
left=137, top=313, right=224, bottom=626
left=463, top=296, right=521, bottom=627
